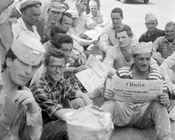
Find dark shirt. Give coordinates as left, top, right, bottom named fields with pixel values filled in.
left=30, top=71, right=76, bottom=124
left=139, top=28, right=165, bottom=43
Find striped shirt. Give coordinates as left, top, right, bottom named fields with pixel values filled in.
left=117, top=65, right=168, bottom=93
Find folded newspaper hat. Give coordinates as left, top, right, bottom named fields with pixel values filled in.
left=20, top=0, right=42, bottom=12
left=68, top=10, right=79, bottom=18
left=145, top=13, right=157, bottom=22
left=11, top=34, right=45, bottom=66
left=49, top=2, right=64, bottom=12
left=89, top=0, right=98, bottom=8
left=132, top=42, right=153, bottom=54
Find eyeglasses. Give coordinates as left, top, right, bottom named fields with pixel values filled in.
left=49, top=65, right=65, bottom=71
left=61, top=49, right=72, bottom=53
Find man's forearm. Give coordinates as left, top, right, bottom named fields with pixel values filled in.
left=53, top=108, right=74, bottom=120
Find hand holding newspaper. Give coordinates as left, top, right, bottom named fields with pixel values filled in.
left=75, top=55, right=110, bottom=92
left=106, top=74, right=164, bottom=103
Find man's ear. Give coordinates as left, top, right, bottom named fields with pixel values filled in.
left=6, top=58, right=13, bottom=68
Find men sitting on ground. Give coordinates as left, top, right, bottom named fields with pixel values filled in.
left=30, top=49, right=92, bottom=140
left=30, top=33, right=87, bottom=87
left=102, top=42, right=173, bottom=140
left=86, top=0, right=108, bottom=30
left=99, top=7, right=137, bottom=59
left=103, top=24, right=159, bottom=73
left=139, top=13, right=165, bottom=43
left=153, top=22, right=175, bottom=65
left=37, top=1, right=65, bottom=43
left=0, top=33, right=45, bottom=140
left=12, top=0, right=42, bottom=40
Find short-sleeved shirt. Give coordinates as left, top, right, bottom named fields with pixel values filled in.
left=30, top=71, right=76, bottom=123
left=139, top=28, right=165, bottom=43
left=153, top=36, right=175, bottom=58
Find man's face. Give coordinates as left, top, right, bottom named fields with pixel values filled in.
left=111, top=13, right=123, bottom=29
left=23, top=5, right=41, bottom=26
left=145, top=20, right=157, bottom=32
left=90, top=6, right=98, bottom=17
left=47, top=56, right=65, bottom=82
left=8, top=58, right=39, bottom=86
left=61, top=15, right=72, bottom=32
left=72, top=18, right=79, bottom=28
left=116, top=31, right=132, bottom=48
left=61, top=43, right=73, bottom=58
left=134, top=53, right=151, bottom=72
left=48, top=9, right=62, bottom=24
left=76, top=1, right=87, bottom=15
left=165, top=25, right=175, bottom=41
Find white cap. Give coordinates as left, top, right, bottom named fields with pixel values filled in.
left=89, top=0, right=98, bottom=8
left=132, top=42, right=153, bottom=54
left=11, top=34, right=45, bottom=66
left=145, top=13, right=157, bottom=22
left=68, top=10, right=79, bottom=18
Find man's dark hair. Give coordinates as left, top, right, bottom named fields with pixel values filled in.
left=60, top=12, right=72, bottom=23
left=50, top=33, right=73, bottom=50
left=165, top=21, right=175, bottom=29
left=115, top=24, right=133, bottom=37
left=2, top=49, right=17, bottom=71
left=44, top=48, right=66, bottom=67
left=111, top=7, right=123, bottom=18
left=50, top=25, right=67, bottom=38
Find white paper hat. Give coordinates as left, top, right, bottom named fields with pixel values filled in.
left=89, top=0, right=98, bottom=8
left=145, top=13, right=157, bottom=22
left=132, top=42, right=153, bottom=54
left=11, top=34, right=45, bottom=66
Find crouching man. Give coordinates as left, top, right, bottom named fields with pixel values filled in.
left=30, top=48, right=92, bottom=140
left=0, top=34, right=45, bottom=140
left=102, top=42, right=173, bottom=140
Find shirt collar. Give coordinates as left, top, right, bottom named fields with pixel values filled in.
left=42, top=70, right=64, bottom=92
left=19, top=18, right=36, bottom=32
left=164, top=36, right=175, bottom=44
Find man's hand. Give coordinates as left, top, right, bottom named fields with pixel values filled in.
left=75, top=90, right=93, bottom=105
left=159, top=93, right=171, bottom=108
left=104, top=89, right=115, bottom=100
left=75, top=65, right=86, bottom=73
left=13, top=90, right=40, bottom=114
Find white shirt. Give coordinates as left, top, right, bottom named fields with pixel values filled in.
left=12, top=17, right=41, bottom=40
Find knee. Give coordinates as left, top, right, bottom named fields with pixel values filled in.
left=151, top=102, right=168, bottom=113
left=101, top=100, right=116, bottom=113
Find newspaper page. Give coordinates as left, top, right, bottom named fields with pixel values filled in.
left=107, top=75, right=163, bottom=103
left=75, top=55, right=109, bottom=92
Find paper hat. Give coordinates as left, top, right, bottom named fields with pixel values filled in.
left=68, top=10, right=79, bottom=18
left=145, top=13, right=157, bottom=22
left=20, top=0, right=42, bottom=12
left=49, top=2, right=65, bottom=12
left=11, top=34, right=45, bottom=66
left=89, top=0, right=98, bottom=8
left=132, top=42, right=153, bottom=54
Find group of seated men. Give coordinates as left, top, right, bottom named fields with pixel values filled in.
left=0, top=0, right=175, bottom=140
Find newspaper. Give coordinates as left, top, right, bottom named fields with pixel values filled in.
left=106, top=75, right=163, bottom=103
left=75, top=55, right=109, bottom=92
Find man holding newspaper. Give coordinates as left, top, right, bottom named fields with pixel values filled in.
left=102, top=42, right=173, bottom=140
